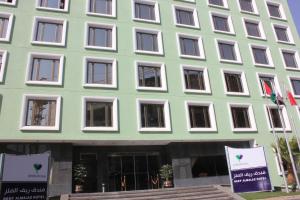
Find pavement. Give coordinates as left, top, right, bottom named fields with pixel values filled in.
left=261, top=195, right=300, bottom=200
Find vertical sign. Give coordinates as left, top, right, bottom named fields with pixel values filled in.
left=225, top=146, right=272, bottom=193
left=0, top=153, right=50, bottom=200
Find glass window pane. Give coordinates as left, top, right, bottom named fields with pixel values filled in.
left=39, top=0, right=65, bottom=9
left=26, top=99, right=56, bottom=126
left=90, top=0, right=112, bottom=15
left=86, top=101, right=112, bottom=127
left=136, top=32, right=158, bottom=52
left=239, top=0, right=254, bottom=12
left=275, top=27, right=289, bottom=42
left=141, top=104, right=165, bottom=128
left=259, top=76, right=275, bottom=94
left=245, top=22, right=260, bottom=37
left=36, top=22, right=62, bottom=43
left=268, top=4, right=281, bottom=18
left=0, top=17, right=9, bottom=38
left=138, top=65, right=161, bottom=88
left=176, top=9, right=194, bottom=26
left=224, top=73, right=243, bottom=93
left=89, top=27, right=112, bottom=47
left=209, top=0, right=224, bottom=6
left=283, top=52, right=297, bottom=68
left=268, top=108, right=282, bottom=128
left=219, top=43, right=236, bottom=60
left=87, top=62, right=112, bottom=84
left=31, top=58, right=59, bottom=82
left=291, top=79, right=300, bottom=95
left=231, top=107, right=250, bottom=128
left=189, top=105, right=211, bottom=128
left=135, top=3, right=155, bottom=20
left=253, top=48, right=268, bottom=64
left=184, top=69, right=205, bottom=90
left=213, top=16, right=229, bottom=32
left=180, top=37, right=200, bottom=56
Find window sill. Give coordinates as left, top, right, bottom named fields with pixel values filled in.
left=82, top=127, right=118, bottom=132
left=36, top=7, right=69, bottom=13
left=232, top=128, right=257, bottom=132
left=175, top=23, right=200, bottom=29
left=83, top=84, right=117, bottom=89
left=240, top=10, right=259, bottom=16
left=139, top=127, right=171, bottom=132
left=137, top=87, right=167, bottom=92
left=0, top=2, right=16, bottom=6
left=220, top=59, right=242, bottom=65
left=285, top=67, right=300, bottom=71
left=213, top=30, right=235, bottom=36
left=269, top=128, right=292, bottom=132
left=270, top=16, right=287, bottom=22
left=254, top=63, right=274, bottom=68
left=225, top=92, right=249, bottom=96
left=180, top=54, right=205, bottom=60
left=20, top=126, right=59, bottom=131
left=208, top=4, right=229, bottom=10
left=184, top=89, right=211, bottom=94
left=85, top=45, right=116, bottom=51
left=134, top=50, right=163, bottom=56
left=277, top=40, right=295, bottom=45
left=247, top=35, right=267, bottom=41
left=0, top=38, right=11, bottom=42
left=26, top=81, right=62, bottom=86
left=188, top=128, right=217, bottom=132
left=86, top=12, right=116, bottom=18
left=31, top=41, right=65, bottom=47
left=133, top=18, right=160, bottom=24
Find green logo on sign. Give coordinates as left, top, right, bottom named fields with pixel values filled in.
left=33, top=163, right=42, bottom=173
left=236, top=155, right=243, bottom=162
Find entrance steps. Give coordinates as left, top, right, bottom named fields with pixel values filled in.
left=61, top=185, right=244, bottom=200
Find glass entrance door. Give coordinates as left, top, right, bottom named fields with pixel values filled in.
left=108, top=153, right=160, bottom=191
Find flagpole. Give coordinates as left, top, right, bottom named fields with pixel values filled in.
left=277, top=105, right=300, bottom=189
left=262, top=80, right=289, bottom=192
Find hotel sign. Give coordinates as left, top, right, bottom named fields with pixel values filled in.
left=225, top=146, right=272, bottom=193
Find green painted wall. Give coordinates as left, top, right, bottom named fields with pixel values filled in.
left=0, top=0, right=300, bottom=186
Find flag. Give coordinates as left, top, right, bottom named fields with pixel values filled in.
left=287, top=91, right=297, bottom=106
left=263, top=81, right=273, bottom=95
left=263, top=81, right=285, bottom=105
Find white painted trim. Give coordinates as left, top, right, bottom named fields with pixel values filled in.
left=82, top=96, right=118, bottom=131
left=132, top=0, right=160, bottom=24
left=133, top=27, right=164, bottom=55
left=242, top=17, right=266, bottom=40
left=172, top=4, right=200, bottom=29
left=296, top=106, right=300, bottom=121
left=20, top=94, right=61, bottom=131
left=228, top=103, right=257, bottom=132
left=0, top=0, right=16, bottom=6
left=176, top=33, right=205, bottom=60
left=272, top=23, right=295, bottom=45
left=221, top=68, right=249, bottom=96
left=265, top=0, right=287, bottom=21
left=249, top=43, right=274, bottom=68
left=256, top=72, right=282, bottom=97
left=0, top=50, right=7, bottom=83
left=174, top=0, right=195, bottom=3
left=85, top=22, right=117, bottom=51
left=83, top=56, right=117, bottom=88
left=209, top=11, right=235, bottom=35
left=215, top=38, right=242, bottom=64
left=86, top=0, right=117, bottom=18
left=263, top=104, right=291, bottom=132
left=185, top=101, right=217, bottom=132
left=36, top=0, right=70, bottom=12
left=280, top=48, right=300, bottom=71
left=0, top=12, right=13, bottom=42
left=135, top=61, right=167, bottom=91
left=136, top=99, right=171, bottom=132
left=237, top=0, right=259, bottom=15
left=180, top=65, right=211, bottom=94
left=287, top=76, right=300, bottom=99
left=207, top=0, right=229, bottom=10
left=25, top=52, right=64, bottom=86
left=31, top=16, right=67, bottom=47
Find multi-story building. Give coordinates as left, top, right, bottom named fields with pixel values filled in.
left=0, top=0, right=300, bottom=196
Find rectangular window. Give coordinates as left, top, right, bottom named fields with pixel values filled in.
left=179, top=37, right=200, bottom=56
left=89, top=27, right=112, bottom=47
left=133, top=0, right=159, bottom=23
left=89, top=0, right=112, bottom=15
left=138, top=65, right=161, bottom=88
left=291, top=79, right=300, bottom=96
left=38, top=0, right=68, bottom=11
left=265, top=105, right=291, bottom=131
left=283, top=51, right=298, bottom=68
left=189, top=105, right=211, bottom=128
left=32, top=17, right=66, bottom=46
left=268, top=107, right=282, bottom=128
left=218, top=42, right=236, bottom=60
left=184, top=69, right=205, bottom=90
left=21, top=95, right=61, bottom=131
left=0, top=17, right=9, bottom=39
left=245, top=21, right=260, bottom=37
left=267, top=3, right=281, bottom=18
left=231, top=107, right=250, bottom=128
left=0, top=50, right=7, bottom=82
left=274, top=26, right=289, bottom=42
left=82, top=97, right=118, bottom=131
left=212, top=15, right=229, bottom=32
left=85, top=101, right=112, bottom=127
left=252, top=47, right=269, bottom=65
left=209, top=0, right=224, bottom=6
left=259, top=75, right=277, bottom=95
left=174, top=6, right=198, bottom=27
left=0, top=0, right=16, bottom=5
left=134, top=28, right=163, bottom=55
left=239, top=0, right=253, bottom=12
left=224, top=73, right=243, bottom=93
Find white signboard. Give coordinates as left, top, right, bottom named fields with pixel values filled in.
left=227, top=146, right=267, bottom=170
left=2, top=153, right=50, bottom=182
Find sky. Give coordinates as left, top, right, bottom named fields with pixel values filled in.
left=288, top=0, right=300, bottom=37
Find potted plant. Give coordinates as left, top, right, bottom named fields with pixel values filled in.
left=159, top=164, right=173, bottom=188
left=73, top=163, right=88, bottom=193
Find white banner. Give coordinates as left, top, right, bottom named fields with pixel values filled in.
left=2, top=153, right=50, bottom=182
left=227, top=146, right=267, bottom=170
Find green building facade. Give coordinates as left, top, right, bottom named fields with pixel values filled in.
left=0, top=0, right=300, bottom=196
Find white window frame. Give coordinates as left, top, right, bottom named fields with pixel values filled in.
left=0, top=12, right=13, bottom=42
left=280, top=49, right=300, bottom=71
left=221, top=69, right=249, bottom=96
left=133, top=27, right=164, bottom=55
left=228, top=103, right=257, bottom=132
left=36, top=0, right=70, bottom=12
left=172, top=4, right=200, bottom=29
left=215, top=39, right=242, bottom=64
left=176, top=33, right=205, bottom=60
left=180, top=65, right=211, bottom=94
left=249, top=44, right=274, bottom=68
left=85, top=22, right=117, bottom=51
left=0, top=0, right=16, bottom=6
left=264, top=104, right=291, bottom=132
left=288, top=76, right=300, bottom=98
left=174, top=0, right=195, bottom=3
left=82, top=96, right=118, bottom=131
left=209, top=11, right=235, bottom=35
left=83, top=57, right=117, bottom=89
left=0, top=50, right=7, bottom=83
left=86, top=0, right=117, bottom=18
left=297, top=106, right=300, bottom=121
left=237, top=0, right=259, bottom=15
left=135, top=61, right=167, bottom=91
left=31, top=16, right=67, bottom=47
left=242, top=17, right=266, bottom=40
left=25, top=52, right=64, bottom=86
left=132, top=0, right=160, bottom=24
left=256, top=72, right=282, bottom=97
left=207, top=0, right=229, bottom=10
left=20, top=94, right=61, bottom=131
left=185, top=101, right=217, bottom=132
left=272, top=23, right=294, bottom=45
left=136, top=99, right=171, bottom=132
left=265, top=0, right=287, bottom=21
